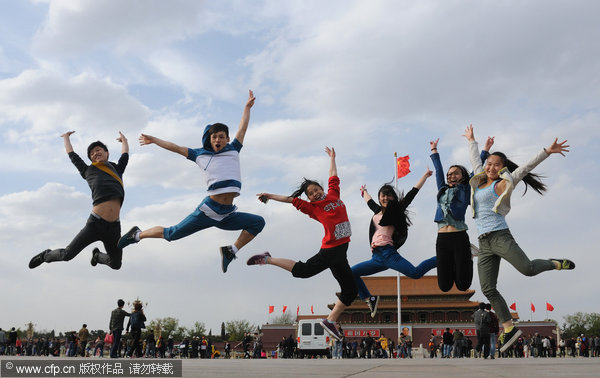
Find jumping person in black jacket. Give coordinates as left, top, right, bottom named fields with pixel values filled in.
left=29, top=130, right=129, bottom=270
left=352, top=169, right=437, bottom=318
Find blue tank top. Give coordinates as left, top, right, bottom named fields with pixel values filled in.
left=473, top=181, right=508, bottom=236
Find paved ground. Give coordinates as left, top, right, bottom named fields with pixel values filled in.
left=178, top=358, right=598, bottom=377
left=1, top=356, right=598, bottom=377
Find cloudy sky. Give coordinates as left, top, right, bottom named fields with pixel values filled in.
left=1, top=0, right=598, bottom=336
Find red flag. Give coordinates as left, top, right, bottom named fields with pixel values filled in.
left=283, top=306, right=287, bottom=313
left=268, top=305, right=274, bottom=314
left=546, top=302, right=554, bottom=312
left=396, top=155, right=411, bottom=178
left=531, top=302, right=535, bottom=312
left=510, top=302, right=517, bottom=311
left=310, top=305, right=314, bottom=314
left=296, top=305, right=299, bottom=316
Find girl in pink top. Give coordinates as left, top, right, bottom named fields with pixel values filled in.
left=352, top=169, right=437, bottom=318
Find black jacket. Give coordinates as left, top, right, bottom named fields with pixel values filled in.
left=69, top=152, right=128, bottom=206
left=367, top=187, right=419, bottom=250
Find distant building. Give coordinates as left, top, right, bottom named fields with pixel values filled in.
left=261, top=275, right=558, bottom=354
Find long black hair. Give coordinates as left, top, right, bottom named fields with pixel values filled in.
left=447, top=165, right=470, bottom=186
left=378, top=183, right=412, bottom=226
left=291, top=178, right=323, bottom=198
left=490, top=152, right=546, bottom=195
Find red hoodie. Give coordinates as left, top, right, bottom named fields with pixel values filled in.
left=292, top=176, right=352, bottom=249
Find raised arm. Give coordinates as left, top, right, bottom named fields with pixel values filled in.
left=234, top=90, right=256, bottom=144
left=117, top=131, right=129, bottom=154
left=325, top=146, right=337, bottom=177
left=359, top=185, right=373, bottom=204
left=61, top=131, right=75, bottom=154
left=483, top=136, right=494, bottom=152
left=463, top=124, right=484, bottom=174
left=429, top=138, right=446, bottom=189
left=256, top=192, right=293, bottom=204
left=414, top=167, right=433, bottom=189
left=139, top=134, right=188, bottom=157
left=462, top=124, right=475, bottom=142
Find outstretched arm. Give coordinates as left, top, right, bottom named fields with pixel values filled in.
left=234, top=90, right=256, bottom=145
left=325, top=146, right=337, bottom=177
left=256, top=192, right=293, bottom=204
left=545, top=138, right=569, bottom=156
left=117, top=131, right=129, bottom=154
left=61, top=131, right=75, bottom=154
left=414, top=167, right=433, bottom=189
left=139, top=134, right=188, bottom=157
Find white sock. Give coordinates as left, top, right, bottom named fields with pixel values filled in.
left=231, top=245, right=239, bottom=254
left=134, top=231, right=141, bottom=242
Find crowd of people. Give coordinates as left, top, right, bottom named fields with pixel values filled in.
left=428, top=325, right=600, bottom=359
left=1, top=324, right=599, bottom=360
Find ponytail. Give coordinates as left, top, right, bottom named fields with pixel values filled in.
left=291, top=178, right=323, bottom=198
left=490, top=152, right=546, bottom=195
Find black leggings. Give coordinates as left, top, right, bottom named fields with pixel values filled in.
left=44, top=214, right=123, bottom=269
left=435, top=231, right=472, bottom=291
left=291, top=242, right=358, bottom=306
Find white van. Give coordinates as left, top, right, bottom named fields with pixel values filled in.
left=296, top=319, right=330, bottom=358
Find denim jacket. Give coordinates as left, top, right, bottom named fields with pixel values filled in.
left=430, top=150, right=489, bottom=223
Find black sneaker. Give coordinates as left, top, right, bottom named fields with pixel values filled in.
left=499, top=327, right=522, bottom=353
left=246, top=252, right=271, bottom=266
left=367, top=296, right=380, bottom=318
left=29, top=249, right=50, bottom=269
left=550, top=258, right=575, bottom=270
left=320, top=319, right=341, bottom=341
left=220, top=245, right=237, bottom=273
left=118, top=226, right=141, bottom=248
left=91, top=248, right=100, bottom=267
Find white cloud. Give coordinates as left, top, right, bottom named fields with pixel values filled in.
left=0, top=70, right=149, bottom=138
left=1, top=0, right=599, bottom=335
left=32, top=0, right=208, bottom=56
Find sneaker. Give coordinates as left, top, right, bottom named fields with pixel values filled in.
left=320, top=319, right=341, bottom=341
left=366, top=296, right=380, bottom=318
left=91, top=248, right=100, bottom=267
left=118, top=226, right=141, bottom=248
left=551, top=258, right=575, bottom=270
left=220, top=245, right=237, bottom=273
left=29, top=249, right=50, bottom=269
left=470, top=243, right=480, bottom=257
left=246, top=252, right=271, bottom=266
left=499, top=327, right=522, bottom=353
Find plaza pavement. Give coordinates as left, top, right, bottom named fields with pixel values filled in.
left=1, top=356, right=598, bottom=377
left=179, top=357, right=598, bottom=377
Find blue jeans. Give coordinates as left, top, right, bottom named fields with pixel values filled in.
left=163, top=196, right=265, bottom=241
left=110, top=330, right=122, bottom=358
left=489, top=333, right=497, bottom=357
left=351, top=245, right=437, bottom=299
left=443, top=344, right=452, bottom=357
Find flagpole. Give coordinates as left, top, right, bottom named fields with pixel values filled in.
left=394, top=152, right=402, bottom=344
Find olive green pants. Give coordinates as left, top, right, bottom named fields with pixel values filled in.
left=477, top=229, right=554, bottom=323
